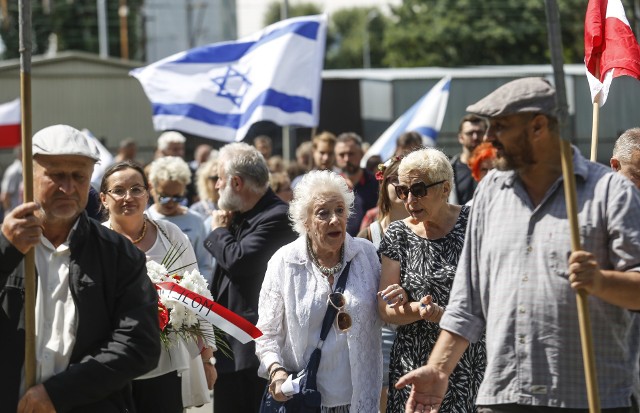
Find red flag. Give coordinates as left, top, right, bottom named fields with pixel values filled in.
left=0, top=98, right=21, bottom=148
left=585, top=0, right=640, bottom=106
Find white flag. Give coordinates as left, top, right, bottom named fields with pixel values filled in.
left=131, top=15, right=327, bottom=142
left=361, top=77, right=451, bottom=166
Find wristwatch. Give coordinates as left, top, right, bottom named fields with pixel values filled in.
left=204, top=356, right=216, bottom=366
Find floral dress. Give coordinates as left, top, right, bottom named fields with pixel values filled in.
left=379, top=206, right=486, bottom=413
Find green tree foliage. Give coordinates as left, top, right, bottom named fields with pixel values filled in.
left=325, top=7, right=388, bottom=69
left=264, top=2, right=388, bottom=70
left=382, top=0, right=636, bottom=67
left=264, top=2, right=322, bottom=26
left=1, top=0, right=143, bottom=60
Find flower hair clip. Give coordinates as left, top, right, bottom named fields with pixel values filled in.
left=375, top=155, right=404, bottom=182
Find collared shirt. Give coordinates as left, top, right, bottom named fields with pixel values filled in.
left=441, top=148, right=640, bottom=408
left=20, top=220, right=79, bottom=395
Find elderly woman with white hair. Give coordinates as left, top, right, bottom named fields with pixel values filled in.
left=146, top=156, right=213, bottom=282
left=256, top=170, right=383, bottom=412
left=377, top=148, right=486, bottom=412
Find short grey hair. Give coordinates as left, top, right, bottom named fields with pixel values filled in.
left=157, top=131, right=186, bottom=151
left=218, top=142, right=269, bottom=193
left=399, top=147, right=453, bottom=188
left=613, top=128, right=640, bottom=163
left=288, top=170, right=354, bottom=236
left=148, top=156, right=192, bottom=187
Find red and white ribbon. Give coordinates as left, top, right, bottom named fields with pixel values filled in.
left=157, top=282, right=262, bottom=344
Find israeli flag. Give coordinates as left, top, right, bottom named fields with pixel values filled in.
left=362, top=76, right=451, bottom=166
left=131, top=15, right=327, bottom=142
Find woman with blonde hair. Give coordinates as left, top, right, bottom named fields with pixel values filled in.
left=190, top=158, right=220, bottom=219
left=377, top=148, right=485, bottom=412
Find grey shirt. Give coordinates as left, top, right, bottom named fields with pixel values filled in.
left=441, top=147, right=640, bottom=408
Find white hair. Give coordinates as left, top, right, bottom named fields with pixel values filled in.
left=399, top=147, right=453, bottom=188
left=157, top=131, right=186, bottom=151
left=148, top=156, right=192, bottom=187
left=288, top=170, right=354, bottom=236
left=218, top=142, right=269, bottom=193
left=613, top=128, right=640, bottom=163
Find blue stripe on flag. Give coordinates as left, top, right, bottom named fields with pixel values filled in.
left=413, top=126, right=438, bottom=139
left=173, top=21, right=321, bottom=64
left=153, top=89, right=313, bottom=130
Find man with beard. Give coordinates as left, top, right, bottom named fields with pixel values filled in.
left=448, top=115, right=487, bottom=205
left=396, top=78, right=640, bottom=413
left=204, top=142, right=296, bottom=412
left=334, top=132, right=379, bottom=236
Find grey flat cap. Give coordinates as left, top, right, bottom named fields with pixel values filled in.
left=466, top=77, right=556, bottom=118
left=33, top=125, right=101, bottom=162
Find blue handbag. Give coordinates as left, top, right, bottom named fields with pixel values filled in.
left=259, top=261, right=352, bottom=413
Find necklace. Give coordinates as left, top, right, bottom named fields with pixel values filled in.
left=307, top=237, right=344, bottom=277
left=110, top=218, right=147, bottom=244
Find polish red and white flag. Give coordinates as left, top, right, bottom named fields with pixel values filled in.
left=0, top=98, right=21, bottom=149
left=585, top=0, right=640, bottom=106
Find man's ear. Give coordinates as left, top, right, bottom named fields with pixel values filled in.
left=531, top=114, right=547, bottom=135
left=611, top=157, right=621, bottom=171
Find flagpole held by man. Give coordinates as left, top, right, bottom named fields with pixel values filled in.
left=395, top=77, right=640, bottom=413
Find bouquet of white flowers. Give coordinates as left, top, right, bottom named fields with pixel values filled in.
left=145, top=243, right=219, bottom=350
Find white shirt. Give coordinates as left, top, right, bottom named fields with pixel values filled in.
left=19, top=221, right=79, bottom=396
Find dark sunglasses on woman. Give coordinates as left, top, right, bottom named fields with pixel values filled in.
left=394, top=180, right=445, bottom=201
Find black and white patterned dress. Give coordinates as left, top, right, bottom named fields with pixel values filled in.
left=379, top=206, right=486, bottom=413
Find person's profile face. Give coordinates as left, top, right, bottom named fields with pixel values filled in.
left=618, top=150, right=640, bottom=189
left=34, top=155, right=94, bottom=224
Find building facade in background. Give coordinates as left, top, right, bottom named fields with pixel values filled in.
left=144, top=0, right=238, bottom=62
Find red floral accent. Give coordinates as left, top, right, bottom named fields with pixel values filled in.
left=158, top=301, right=169, bottom=331
left=170, top=274, right=182, bottom=281
left=375, top=170, right=384, bottom=182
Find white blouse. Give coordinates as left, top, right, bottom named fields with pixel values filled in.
left=256, top=235, right=382, bottom=411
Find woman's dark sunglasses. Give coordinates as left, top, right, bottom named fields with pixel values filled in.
left=328, top=292, right=352, bottom=332
left=158, top=195, right=187, bottom=205
left=394, top=180, right=445, bottom=201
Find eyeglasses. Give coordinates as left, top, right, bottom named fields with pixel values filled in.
left=207, top=175, right=219, bottom=182
left=106, top=186, right=147, bottom=199
left=394, top=180, right=445, bottom=201
left=327, top=292, right=352, bottom=332
left=158, top=195, right=187, bottom=205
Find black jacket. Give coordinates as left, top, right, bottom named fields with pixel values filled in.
left=205, top=189, right=296, bottom=373
left=0, top=212, right=161, bottom=412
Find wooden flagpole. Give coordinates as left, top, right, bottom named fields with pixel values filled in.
left=590, top=60, right=601, bottom=162
left=18, top=0, right=37, bottom=389
left=545, top=1, right=600, bottom=412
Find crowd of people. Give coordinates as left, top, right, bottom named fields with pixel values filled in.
left=1, top=76, right=640, bottom=413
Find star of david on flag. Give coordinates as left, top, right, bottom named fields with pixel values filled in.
left=131, top=15, right=327, bottom=142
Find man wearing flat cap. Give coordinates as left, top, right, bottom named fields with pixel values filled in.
left=396, top=78, right=640, bottom=413
left=0, top=125, right=160, bottom=412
